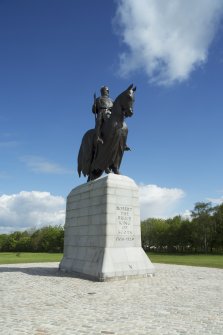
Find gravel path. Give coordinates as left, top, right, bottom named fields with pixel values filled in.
left=0, top=262, right=222, bottom=335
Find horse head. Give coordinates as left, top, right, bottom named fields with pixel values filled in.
left=118, top=84, right=136, bottom=118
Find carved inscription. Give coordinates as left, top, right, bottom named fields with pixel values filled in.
left=116, top=205, right=134, bottom=241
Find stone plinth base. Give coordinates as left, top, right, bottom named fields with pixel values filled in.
left=59, top=174, right=155, bottom=281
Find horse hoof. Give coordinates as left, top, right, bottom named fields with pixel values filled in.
left=113, top=169, right=120, bottom=175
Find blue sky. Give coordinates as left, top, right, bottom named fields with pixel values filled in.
left=1, top=0, right=223, bottom=233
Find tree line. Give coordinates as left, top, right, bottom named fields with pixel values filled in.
left=0, top=225, right=64, bottom=253
left=0, top=202, right=223, bottom=254
left=141, top=202, right=223, bottom=253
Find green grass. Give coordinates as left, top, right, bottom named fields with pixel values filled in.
left=148, top=253, right=223, bottom=269
left=0, top=252, right=223, bottom=269
left=0, top=252, right=63, bottom=264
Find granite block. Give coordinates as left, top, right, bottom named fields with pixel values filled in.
left=59, top=174, right=155, bottom=281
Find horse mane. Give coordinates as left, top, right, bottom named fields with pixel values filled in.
left=112, top=84, right=136, bottom=114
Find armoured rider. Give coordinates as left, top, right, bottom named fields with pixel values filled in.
left=92, top=86, right=113, bottom=145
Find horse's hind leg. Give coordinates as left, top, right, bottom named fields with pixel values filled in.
left=110, top=164, right=120, bottom=175
left=105, top=167, right=111, bottom=174
left=87, top=169, right=103, bottom=182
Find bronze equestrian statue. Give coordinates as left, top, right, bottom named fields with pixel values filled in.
left=78, top=84, right=136, bottom=181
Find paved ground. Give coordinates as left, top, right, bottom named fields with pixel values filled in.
left=0, top=262, right=222, bottom=335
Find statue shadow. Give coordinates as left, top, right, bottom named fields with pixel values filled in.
left=0, top=265, right=96, bottom=281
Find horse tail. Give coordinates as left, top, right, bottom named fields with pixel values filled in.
left=77, top=129, right=95, bottom=177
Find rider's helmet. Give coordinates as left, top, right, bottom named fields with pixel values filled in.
left=100, top=86, right=109, bottom=96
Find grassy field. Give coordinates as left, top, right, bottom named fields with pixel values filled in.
left=148, top=253, right=223, bottom=269
left=0, top=252, right=63, bottom=264
left=0, top=252, right=223, bottom=269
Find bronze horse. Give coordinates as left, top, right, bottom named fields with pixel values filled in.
left=78, top=84, right=136, bottom=181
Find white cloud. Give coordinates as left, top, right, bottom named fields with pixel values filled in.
left=0, top=191, right=65, bottom=233
left=0, top=185, right=186, bottom=233
left=181, top=209, right=192, bottom=221
left=207, top=197, right=223, bottom=204
left=138, top=184, right=185, bottom=219
left=114, top=0, right=223, bottom=85
left=21, top=155, right=72, bottom=174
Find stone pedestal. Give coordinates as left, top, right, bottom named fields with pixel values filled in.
left=59, top=174, right=155, bottom=281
